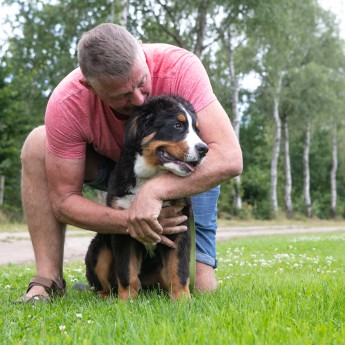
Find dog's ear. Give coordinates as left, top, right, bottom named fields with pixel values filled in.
left=125, top=109, right=155, bottom=146
left=170, top=95, right=196, bottom=116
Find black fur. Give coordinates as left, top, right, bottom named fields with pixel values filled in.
left=85, top=95, right=206, bottom=299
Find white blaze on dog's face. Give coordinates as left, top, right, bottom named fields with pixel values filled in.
left=133, top=96, right=209, bottom=178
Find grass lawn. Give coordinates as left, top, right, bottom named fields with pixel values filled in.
left=1, top=232, right=345, bottom=344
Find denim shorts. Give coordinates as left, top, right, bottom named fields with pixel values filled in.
left=84, top=154, right=220, bottom=269
left=83, top=155, right=115, bottom=192
left=192, top=186, right=220, bottom=268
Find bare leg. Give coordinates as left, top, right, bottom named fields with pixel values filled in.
left=21, top=126, right=66, bottom=299
left=194, top=262, right=218, bottom=292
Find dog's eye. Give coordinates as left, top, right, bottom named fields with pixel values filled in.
left=173, top=123, right=183, bottom=130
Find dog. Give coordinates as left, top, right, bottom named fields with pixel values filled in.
left=85, top=95, right=209, bottom=300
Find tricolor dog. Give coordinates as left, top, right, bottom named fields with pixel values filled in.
left=85, top=95, right=208, bottom=300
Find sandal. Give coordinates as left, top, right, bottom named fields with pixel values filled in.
left=16, top=276, right=66, bottom=303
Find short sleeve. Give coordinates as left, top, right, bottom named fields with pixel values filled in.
left=171, top=54, right=217, bottom=113
left=45, top=90, right=87, bottom=159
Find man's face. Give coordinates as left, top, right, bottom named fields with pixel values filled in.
left=92, top=57, right=152, bottom=116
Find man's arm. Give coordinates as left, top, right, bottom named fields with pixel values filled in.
left=45, top=151, right=129, bottom=233
left=126, top=99, right=243, bottom=244
left=45, top=151, right=186, bottom=247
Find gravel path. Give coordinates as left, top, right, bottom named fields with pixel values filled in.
left=1, top=225, right=345, bottom=265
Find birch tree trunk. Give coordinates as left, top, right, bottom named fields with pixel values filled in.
left=330, top=120, right=338, bottom=218
left=109, top=0, right=128, bottom=26
left=303, top=120, right=312, bottom=218
left=270, top=72, right=283, bottom=215
left=282, top=116, right=293, bottom=218
left=223, top=29, right=242, bottom=211
left=100, top=0, right=128, bottom=204
left=0, top=175, right=5, bottom=207
left=119, top=0, right=128, bottom=27
left=193, top=0, right=208, bottom=57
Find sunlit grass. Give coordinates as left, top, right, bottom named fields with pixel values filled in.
left=1, top=232, right=345, bottom=344
left=218, top=216, right=345, bottom=228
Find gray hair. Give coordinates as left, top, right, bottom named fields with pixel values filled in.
left=78, top=23, right=142, bottom=85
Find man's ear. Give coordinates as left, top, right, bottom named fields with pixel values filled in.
left=79, top=78, right=97, bottom=94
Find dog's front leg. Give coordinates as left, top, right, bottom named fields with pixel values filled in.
left=159, top=233, right=191, bottom=300
left=112, top=235, right=142, bottom=300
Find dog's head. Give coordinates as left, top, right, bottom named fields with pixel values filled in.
left=125, top=95, right=209, bottom=177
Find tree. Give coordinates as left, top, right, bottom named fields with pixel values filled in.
left=249, top=0, right=322, bottom=217
left=0, top=64, right=29, bottom=217
left=1, top=0, right=344, bottom=220
left=216, top=1, right=258, bottom=213
left=1, top=0, right=128, bottom=216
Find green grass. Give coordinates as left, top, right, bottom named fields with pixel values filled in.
left=217, top=216, right=345, bottom=228
left=1, top=232, right=345, bottom=344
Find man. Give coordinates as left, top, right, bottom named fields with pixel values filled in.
left=19, top=23, right=242, bottom=302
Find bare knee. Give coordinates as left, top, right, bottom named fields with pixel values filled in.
left=21, top=125, right=46, bottom=164
left=194, top=262, right=218, bottom=292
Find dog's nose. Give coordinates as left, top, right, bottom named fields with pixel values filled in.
left=196, top=143, right=209, bottom=158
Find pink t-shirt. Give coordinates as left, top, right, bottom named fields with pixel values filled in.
left=45, top=43, right=216, bottom=161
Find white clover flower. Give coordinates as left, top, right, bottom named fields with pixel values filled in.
left=59, top=325, right=66, bottom=331
left=274, top=253, right=290, bottom=261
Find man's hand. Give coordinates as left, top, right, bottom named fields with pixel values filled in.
left=157, top=205, right=188, bottom=247
left=127, top=191, right=187, bottom=249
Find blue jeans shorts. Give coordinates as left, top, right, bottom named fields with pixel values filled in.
left=85, top=154, right=220, bottom=269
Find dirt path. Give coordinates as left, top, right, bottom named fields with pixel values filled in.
left=1, top=225, right=345, bottom=265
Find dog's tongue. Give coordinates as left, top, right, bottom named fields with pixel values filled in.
left=180, top=161, right=195, bottom=172
left=159, top=150, right=196, bottom=174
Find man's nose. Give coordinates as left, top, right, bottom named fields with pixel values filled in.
left=130, top=88, right=145, bottom=106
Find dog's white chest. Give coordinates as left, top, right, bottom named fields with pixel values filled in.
left=114, top=194, right=136, bottom=209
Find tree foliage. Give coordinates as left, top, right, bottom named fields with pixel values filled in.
left=0, top=0, right=344, bottom=221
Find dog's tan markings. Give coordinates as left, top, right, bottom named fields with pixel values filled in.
left=118, top=245, right=142, bottom=300
left=162, top=142, right=190, bottom=160
left=177, top=114, right=187, bottom=122
left=171, top=199, right=187, bottom=209
left=128, top=116, right=139, bottom=141
left=95, top=247, right=113, bottom=295
left=141, top=132, right=156, bottom=146
left=143, top=140, right=190, bottom=167
left=160, top=248, right=190, bottom=300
